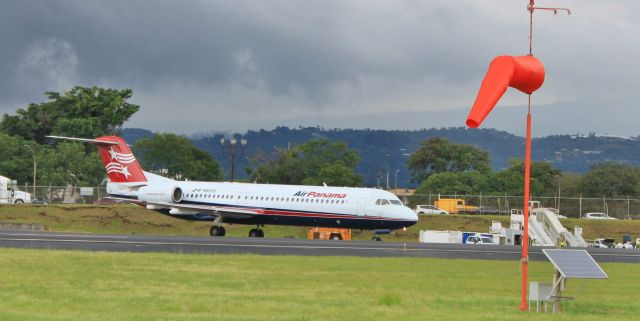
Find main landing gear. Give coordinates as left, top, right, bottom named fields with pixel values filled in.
left=210, top=216, right=225, bottom=237
left=248, top=226, right=264, bottom=238
left=210, top=226, right=226, bottom=237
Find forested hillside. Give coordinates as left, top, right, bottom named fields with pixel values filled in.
left=122, top=127, right=640, bottom=187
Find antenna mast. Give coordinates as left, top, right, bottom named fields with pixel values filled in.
left=519, top=0, right=570, bottom=312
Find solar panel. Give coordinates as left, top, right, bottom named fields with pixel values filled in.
left=542, top=249, right=608, bottom=279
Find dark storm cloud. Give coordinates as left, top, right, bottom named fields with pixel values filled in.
left=1, top=1, right=639, bottom=136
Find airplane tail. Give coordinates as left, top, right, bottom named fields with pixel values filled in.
left=47, top=135, right=147, bottom=184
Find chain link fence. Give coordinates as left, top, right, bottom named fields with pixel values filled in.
left=5, top=184, right=640, bottom=219
left=2, top=184, right=109, bottom=205
left=405, top=193, right=640, bottom=219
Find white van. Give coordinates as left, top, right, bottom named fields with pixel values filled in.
left=0, top=175, right=32, bottom=204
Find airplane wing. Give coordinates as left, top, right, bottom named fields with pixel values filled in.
left=144, top=201, right=261, bottom=219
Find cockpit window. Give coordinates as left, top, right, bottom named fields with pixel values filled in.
left=375, top=199, right=390, bottom=205
left=389, top=200, right=402, bottom=205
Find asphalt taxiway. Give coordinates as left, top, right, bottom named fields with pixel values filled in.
left=1, top=230, right=639, bottom=263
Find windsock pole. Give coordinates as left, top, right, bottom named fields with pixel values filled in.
left=519, top=95, right=532, bottom=311
left=464, top=1, right=569, bottom=310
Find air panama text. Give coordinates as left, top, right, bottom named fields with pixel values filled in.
left=293, top=191, right=347, bottom=198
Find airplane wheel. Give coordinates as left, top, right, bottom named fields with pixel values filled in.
left=249, top=229, right=259, bottom=237
left=371, top=236, right=382, bottom=242
left=257, top=229, right=264, bottom=238
left=210, top=226, right=225, bottom=237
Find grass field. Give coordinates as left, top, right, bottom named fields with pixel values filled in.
left=0, top=247, right=637, bottom=321
left=2, top=204, right=640, bottom=242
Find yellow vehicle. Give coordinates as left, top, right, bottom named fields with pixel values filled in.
left=433, top=198, right=478, bottom=214
left=307, top=227, right=351, bottom=241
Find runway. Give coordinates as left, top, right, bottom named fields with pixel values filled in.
left=1, top=230, right=639, bottom=263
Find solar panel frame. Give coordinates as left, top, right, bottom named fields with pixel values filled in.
left=542, top=249, right=608, bottom=279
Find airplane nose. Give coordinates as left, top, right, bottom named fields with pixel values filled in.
left=405, top=208, right=419, bottom=222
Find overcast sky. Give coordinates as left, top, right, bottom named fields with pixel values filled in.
left=1, top=1, right=638, bottom=137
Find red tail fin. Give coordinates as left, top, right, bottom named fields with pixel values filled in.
left=46, top=135, right=147, bottom=183
left=94, top=136, right=147, bottom=183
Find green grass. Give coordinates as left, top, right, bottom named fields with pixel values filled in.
left=0, top=248, right=637, bottom=321
left=2, top=205, right=640, bottom=242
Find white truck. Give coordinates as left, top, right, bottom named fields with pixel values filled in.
left=0, top=175, right=31, bottom=204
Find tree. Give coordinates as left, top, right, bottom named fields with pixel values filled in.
left=416, top=171, right=491, bottom=195
left=133, top=133, right=222, bottom=181
left=492, top=159, right=561, bottom=197
left=248, top=139, right=362, bottom=186
left=406, top=137, right=491, bottom=183
left=0, top=133, right=33, bottom=185
left=580, top=162, right=640, bottom=198
left=36, top=142, right=104, bottom=186
left=0, top=133, right=104, bottom=186
left=1, top=86, right=139, bottom=143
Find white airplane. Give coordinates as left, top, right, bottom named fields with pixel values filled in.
left=47, top=135, right=418, bottom=238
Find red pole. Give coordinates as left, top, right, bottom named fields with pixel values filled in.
left=519, top=95, right=532, bottom=311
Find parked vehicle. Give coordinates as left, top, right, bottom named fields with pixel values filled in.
left=434, top=198, right=478, bottom=214
left=584, top=212, right=617, bottom=220
left=0, top=175, right=32, bottom=204
left=415, top=205, right=449, bottom=215
left=465, top=235, right=497, bottom=245
left=307, top=227, right=351, bottom=241
left=593, top=238, right=616, bottom=248
left=615, top=242, right=634, bottom=249
left=477, top=206, right=500, bottom=215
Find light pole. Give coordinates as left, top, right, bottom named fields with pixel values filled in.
left=394, top=169, right=400, bottom=191
left=385, top=154, right=390, bottom=190
left=23, top=145, right=36, bottom=199
left=220, top=137, right=247, bottom=182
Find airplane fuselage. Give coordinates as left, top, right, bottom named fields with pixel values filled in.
left=130, top=179, right=418, bottom=230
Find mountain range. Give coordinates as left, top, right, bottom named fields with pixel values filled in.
left=122, top=127, right=640, bottom=187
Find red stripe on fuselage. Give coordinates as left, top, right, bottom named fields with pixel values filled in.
left=193, top=202, right=406, bottom=221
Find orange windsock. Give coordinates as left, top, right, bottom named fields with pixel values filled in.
left=466, top=55, right=545, bottom=128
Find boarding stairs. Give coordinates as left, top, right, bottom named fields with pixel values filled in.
left=510, top=211, right=554, bottom=246
left=534, top=208, right=588, bottom=248
left=529, top=218, right=555, bottom=246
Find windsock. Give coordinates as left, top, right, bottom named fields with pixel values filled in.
left=466, top=55, right=545, bottom=128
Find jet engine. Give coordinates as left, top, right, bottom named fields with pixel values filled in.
left=137, top=185, right=183, bottom=203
